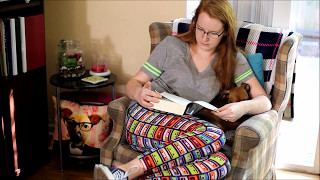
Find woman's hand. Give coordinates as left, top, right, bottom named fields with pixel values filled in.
left=126, top=70, right=162, bottom=108
left=212, top=102, right=247, bottom=122
left=212, top=94, right=271, bottom=122
left=134, top=81, right=162, bottom=108
left=211, top=76, right=272, bottom=122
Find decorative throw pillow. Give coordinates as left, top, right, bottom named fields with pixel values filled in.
left=235, top=21, right=292, bottom=96
left=247, top=53, right=264, bottom=88
left=52, top=96, right=112, bottom=155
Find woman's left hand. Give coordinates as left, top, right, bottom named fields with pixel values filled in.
left=212, top=102, right=247, bottom=122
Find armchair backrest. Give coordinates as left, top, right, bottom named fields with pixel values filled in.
left=149, top=19, right=302, bottom=120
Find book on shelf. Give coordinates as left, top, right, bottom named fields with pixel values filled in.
left=19, top=16, right=27, bottom=73
left=0, top=51, right=2, bottom=77
left=81, top=76, right=108, bottom=84
left=9, top=18, right=18, bottom=76
left=0, top=40, right=2, bottom=76
left=0, top=14, right=45, bottom=77
left=2, top=18, right=18, bottom=76
left=25, top=14, right=45, bottom=71
left=4, top=18, right=12, bottom=76
left=15, top=17, right=22, bottom=74
left=151, top=92, right=219, bottom=115
left=0, top=18, right=6, bottom=76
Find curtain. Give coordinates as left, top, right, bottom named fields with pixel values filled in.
left=229, top=0, right=274, bottom=26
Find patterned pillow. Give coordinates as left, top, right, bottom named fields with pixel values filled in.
left=235, top=21, right=292, bottom=94
left=52, top=97, right=112, bottom=154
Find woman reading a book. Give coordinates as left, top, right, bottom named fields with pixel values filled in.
left=95, top=0, right=271, bottom=179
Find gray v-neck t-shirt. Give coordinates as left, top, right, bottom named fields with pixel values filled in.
left=140, top=36, right=253, bottom=104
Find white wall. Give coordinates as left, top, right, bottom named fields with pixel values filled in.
left=44, top=0, right=186, bottom=125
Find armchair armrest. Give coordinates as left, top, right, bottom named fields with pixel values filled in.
left=227, top=110, right=278, bottom=179
left=271, top=33, right=303, bottom=119
left=100, top=96, right=131, bottom=166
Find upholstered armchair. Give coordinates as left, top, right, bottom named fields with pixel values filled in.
left=101, top=20, right=302, bottom=179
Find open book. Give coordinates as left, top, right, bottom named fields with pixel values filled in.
left=151, top=92, right=218, bottom=115
left=81, top=76, right=108, bottom=84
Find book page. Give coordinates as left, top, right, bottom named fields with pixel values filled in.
left=161, top=92, right=218, bottom=112
left=151, top=98, right=186, bottom=115
left=160, top=92, right=191, bottom=106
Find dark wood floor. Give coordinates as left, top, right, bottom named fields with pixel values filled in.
left=28, top=150, right=95, bottom=180
left=28, top=151, right=320, bottom=180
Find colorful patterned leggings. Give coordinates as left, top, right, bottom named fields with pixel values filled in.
left=126, top=103, right=230, bottom=180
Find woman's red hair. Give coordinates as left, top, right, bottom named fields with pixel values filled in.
left=177, top=0, right=240, bottom=90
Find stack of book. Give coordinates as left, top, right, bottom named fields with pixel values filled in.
left=0, top=14, right=45, bottom=77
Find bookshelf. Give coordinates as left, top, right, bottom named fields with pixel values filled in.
left=0, top=0, right=49, bottom=179
left=0, top=0, right=43, bottom=17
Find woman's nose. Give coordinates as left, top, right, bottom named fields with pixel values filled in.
left=202, top=33, right=209, bottom=41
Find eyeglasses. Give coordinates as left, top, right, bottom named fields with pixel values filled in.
left=195, top=25, right=224, bottom=38
left=63, top=118, right=96, bottom=132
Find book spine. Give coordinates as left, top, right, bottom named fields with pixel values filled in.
left=10, top=18, right=18, bottom=76
left=0, top=49, right=2, bottom=77
left=19, top=16, right=27, bottom=73
left=5, top=18, right=12, bottom=76
left=15, top=17, right=22, bottom=74
left=25, top=14, right=46, bottom=71
left=0, top=29, right=2, bottom=77
left=0, top=18, right=2, bottom=77
left=0, top=18, right=7, bottom=76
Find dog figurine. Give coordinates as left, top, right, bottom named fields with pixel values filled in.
left=61, top=108, right=105, bottom=154
left=194, top=82, right=252, bottom=132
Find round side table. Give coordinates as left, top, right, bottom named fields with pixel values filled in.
left=50, top=71, right=117, bottom=171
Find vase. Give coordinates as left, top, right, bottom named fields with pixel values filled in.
left=57, top=40, right=85, bottom=78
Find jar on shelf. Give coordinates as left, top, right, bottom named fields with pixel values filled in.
left=57, top=40, right=86, bottom=78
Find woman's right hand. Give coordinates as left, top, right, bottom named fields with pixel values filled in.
left=134, top=81, right=162, bottom=108
left=126, top=70, right=162, bottom=108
